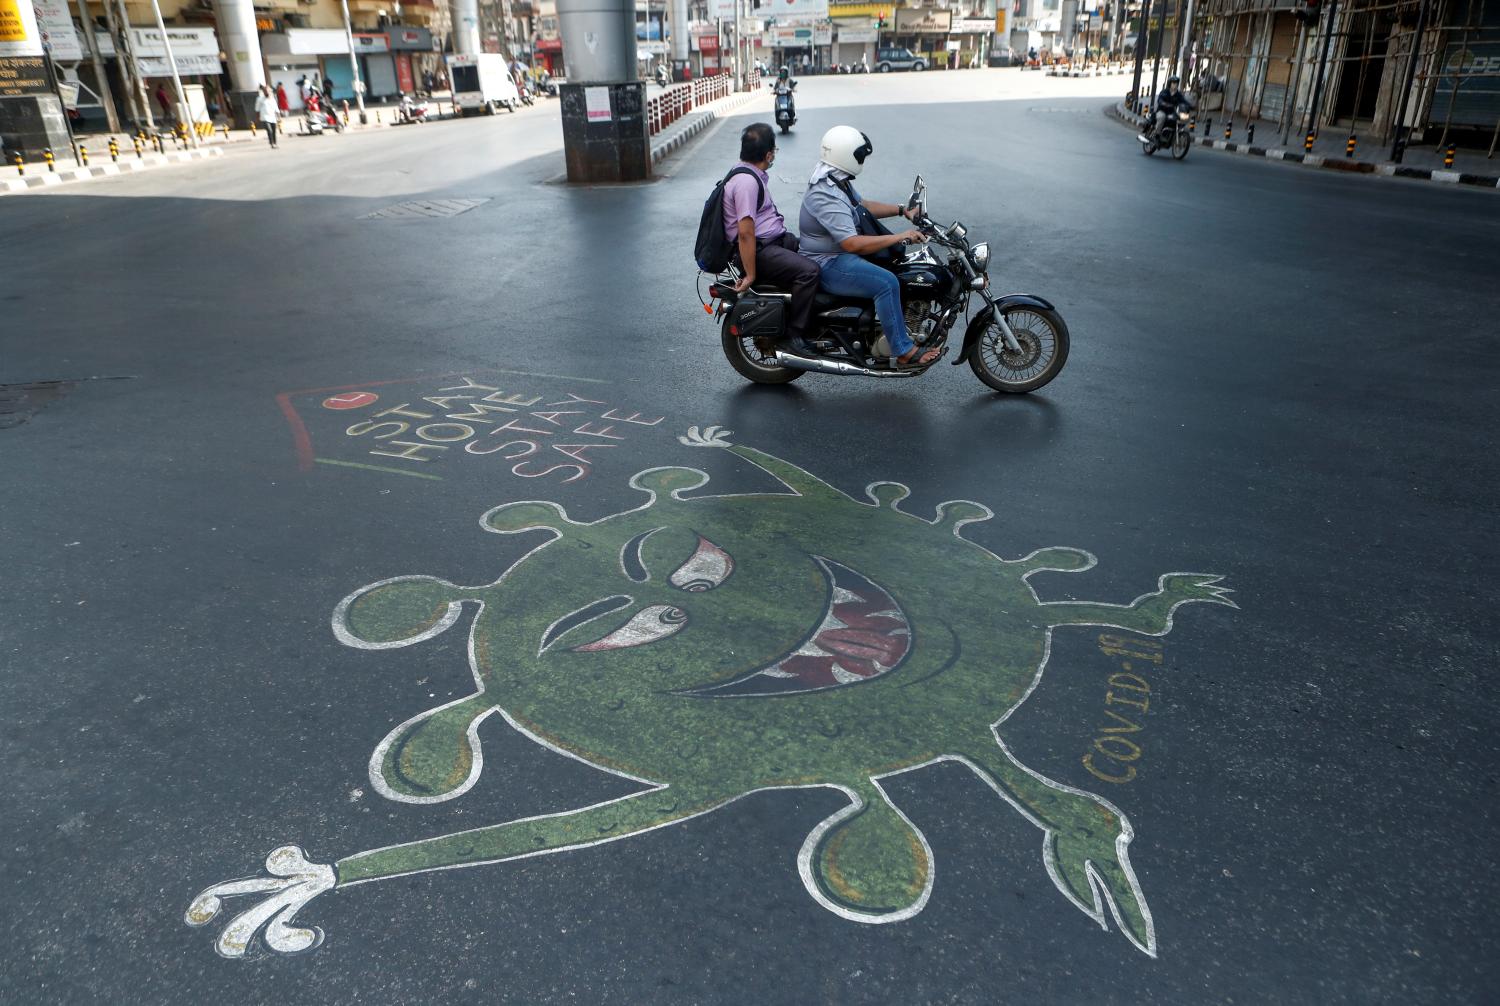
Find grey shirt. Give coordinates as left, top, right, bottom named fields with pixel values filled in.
left=798, top=176, right=862, bottom=266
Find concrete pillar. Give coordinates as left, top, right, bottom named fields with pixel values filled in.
left=451, top=0, right=482, bottom=54
left=557, top=0, right=636, bottom=80
left=211, top=0, right=265, bottom=127
left=556, top=0, right=649, bottom=181
left=670, top=0, right=690, bottom=76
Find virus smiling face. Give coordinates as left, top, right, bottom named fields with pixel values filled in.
left=190, top=430, right=1236, bottom=961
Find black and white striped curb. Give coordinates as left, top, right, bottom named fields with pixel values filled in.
left=1107, top=102, right=1500, bottom=190
left=1, top=147, right=224, bottom=194
left=1047, top=64, right=1132, bottom=77
left=651, top=89, right=768, bottom=166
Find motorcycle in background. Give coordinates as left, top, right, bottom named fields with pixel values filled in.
left=1140, top=101, right=1193, bottom=159
left=774, top=80, right=797, bottom=133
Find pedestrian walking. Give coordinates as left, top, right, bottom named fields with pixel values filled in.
left=423, top=69, right=436, bottom=96
left=322, top=76, right=334, bottom=102
left=254, top=84, right=281, bottom=148
left=275, top=82, right=289, bottom=114
left=155, top=83, right=173, bottom=122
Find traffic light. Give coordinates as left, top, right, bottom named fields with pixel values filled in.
left=877, top=10, right=887, bottom=28
left=1294, top=0, right=1321, bottom=24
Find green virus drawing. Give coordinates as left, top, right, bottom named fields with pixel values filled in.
left=186, top=427, right=1234, bottom=959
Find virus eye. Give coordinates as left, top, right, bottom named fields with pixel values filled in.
left=621, top=529, right=661, bottom=583
left=572, top=605, right=687, bottom=651
left=669, top=537, right=734, bottom=592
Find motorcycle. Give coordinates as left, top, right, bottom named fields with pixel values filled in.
left=303, top=104, right=344, bottom=135
left=774, top=81, right=797, bottom=133
left=1140, top=102, right=1193, bottom=159
left=704, top=176, right=1070, bottom=393
left=397, top=95, right=428, bottom=124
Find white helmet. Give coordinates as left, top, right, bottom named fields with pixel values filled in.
left=819, top=125, right=874, bottom=177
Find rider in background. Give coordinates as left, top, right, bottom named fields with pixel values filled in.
left=798, top=126, right=939, bottom=369
left=1139, top=75, right=1190, bottom=144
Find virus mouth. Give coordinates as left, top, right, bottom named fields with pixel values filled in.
left=691, top=556, right=911, bottom=697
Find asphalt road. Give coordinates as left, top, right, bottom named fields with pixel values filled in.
left=2, top=69, right=1497, bottom=1004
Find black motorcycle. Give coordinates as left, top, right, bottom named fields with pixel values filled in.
left=1140, top=100, right=1193, bottom=159
left=704, top=176, right=1070, bottom=393
left=774, top=82, right=797, bottom=133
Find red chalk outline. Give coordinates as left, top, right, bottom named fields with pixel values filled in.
left=276, top=373, right=496, bottom=472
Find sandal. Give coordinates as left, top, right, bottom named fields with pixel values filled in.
left=895, top=346, right=940, bottom=369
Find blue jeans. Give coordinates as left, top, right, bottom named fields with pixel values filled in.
left=817, top=253, right=914, bottom=358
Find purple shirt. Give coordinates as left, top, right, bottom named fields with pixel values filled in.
left=721, top=163, right=785, bottom=242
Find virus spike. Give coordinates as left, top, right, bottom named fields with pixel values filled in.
left=932, top=499, right=992, bottom=533
left=629, top=466, right=711, bottom=502
left=865, top=481, right=912, bottom=510
left=482, top=501, right=576, bottom=535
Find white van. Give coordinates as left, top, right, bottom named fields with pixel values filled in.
left=446, top=54, right=522, bottom=115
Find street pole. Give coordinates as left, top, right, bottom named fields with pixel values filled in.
left=148, top=0, right=199, bottom=146
left=1303, top=0, right=1338, bottom=143
left=111, top=0, right=154, bottom=129
left=1176, top=0, right=1195, bottom=79
left=1388, top=0, right=1427, bottom=163
left=1131, top=0, right=1152, bottom=109
left=341, top=0, right=369, bottom=123
left=1280, top=19, right=1307, bottom=147
left=1146, top=0, right=1165, bottom=103
left=73, top=0, right=122, bottom=133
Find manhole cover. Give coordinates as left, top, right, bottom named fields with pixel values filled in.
left=362, top=198, right=490, bottom=220
left=0, top=381, right=77, bottom=430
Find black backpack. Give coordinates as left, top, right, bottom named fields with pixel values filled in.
left=694, top=166, right=765, bottom=273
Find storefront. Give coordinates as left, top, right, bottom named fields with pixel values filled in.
left=261, top=29, right=347, bottom=110
left=892, top=8, right=951, bottom=67
left=949, top=17, right=999, bottom=69
left=834, top=23, right=876, bottom=67
left=534, top=15, right=563, bottom=76
left=351, top=33, right=397, bottom=100
left=693, top=28, right=722, bottom=75
left=389, top=27, right=435, bottom=95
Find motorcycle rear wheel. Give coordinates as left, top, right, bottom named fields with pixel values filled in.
left=721, top=316, right=803, bottom=385
left=969, top=306, right=1069, bottom=394
left=1172, top=126, right=1191, bottom=159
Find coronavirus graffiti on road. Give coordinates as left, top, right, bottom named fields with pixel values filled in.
left=186, top=427, right=1235, bottom=959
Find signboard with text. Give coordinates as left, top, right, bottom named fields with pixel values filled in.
left=31, top=0, right=80, bottom=61
left=766, top=0, right=830, bottom=19
left=130, top=26, right=221, bottom=77
left=0, top=0, right=43, bottom=57
left=0, top=53, right=48, bottom=95
left=894, top=8, right=951, bottom=33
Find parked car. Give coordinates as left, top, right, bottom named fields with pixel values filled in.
left=875, top=47, right=928, bottom=72
left=988, top=47, right=1021, bottom=67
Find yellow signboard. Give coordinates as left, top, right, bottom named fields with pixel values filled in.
left=0, top=0, right=44, bottom=56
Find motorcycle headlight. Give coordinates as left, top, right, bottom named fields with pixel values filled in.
left=970, top=242, right=990, bottom=272
left=1178, top=111, right=1190, bottom=121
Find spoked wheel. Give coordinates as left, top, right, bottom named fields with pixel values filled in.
left=1171, top=126, right=1191, bottom=159
left=969, top=306, right=1070, bottom=393
left=721, top=316, right=803, bottom=384
left=1140, top=135, right=1156, bottom=155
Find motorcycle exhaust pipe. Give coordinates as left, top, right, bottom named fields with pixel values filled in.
left=774, top=351, right=918, bottom=378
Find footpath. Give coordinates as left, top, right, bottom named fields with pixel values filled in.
left=2, top=84, right=768, bottom=196
left=1106, top=99, right=1499, bottom=191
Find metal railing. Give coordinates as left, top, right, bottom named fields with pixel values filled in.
left=646, top=72, right=743, bottom=136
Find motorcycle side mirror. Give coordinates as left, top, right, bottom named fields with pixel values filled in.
left=908, top=175, right=925, bottom=209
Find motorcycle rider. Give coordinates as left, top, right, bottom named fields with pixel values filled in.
left=798, top=126, right=939, bottom=369
left=724, top=123, right=820, bottom=354
left=1139, top=75, right=1191, bottom=145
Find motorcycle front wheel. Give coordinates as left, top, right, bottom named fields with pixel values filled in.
left=969, top=306, right=1069, bottom=393
left=721, top=316, right=803, bottom=385
left=1172, top=126, right=1191, bottom=159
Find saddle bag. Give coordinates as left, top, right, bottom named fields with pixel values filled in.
left=727, top=293, right=786, bottom=341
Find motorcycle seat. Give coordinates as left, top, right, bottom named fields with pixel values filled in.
left=749, top=283, right=868, bottom=311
